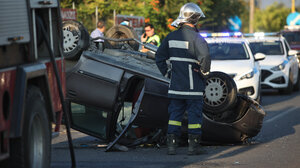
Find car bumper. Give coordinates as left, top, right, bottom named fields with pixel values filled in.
left=261, top=68, right=289, bottom=89
left=234, top=73, right=260, bottom=100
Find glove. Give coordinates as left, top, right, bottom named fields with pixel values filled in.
left=193, top=68, right=209, bottom=79
left=200, top=70, right=210, bottom=79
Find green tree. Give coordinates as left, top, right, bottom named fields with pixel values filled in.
left=254, top=3, right=290, bottom=32
left=60, top=0, right=247, bottom=39
left=201, top=0, right=246, bottom=32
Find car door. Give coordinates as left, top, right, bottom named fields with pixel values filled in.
left=65, top=51, right=170, bottom=141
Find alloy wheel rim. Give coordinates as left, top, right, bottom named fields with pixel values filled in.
left=204, top=77, right=228, bottom=107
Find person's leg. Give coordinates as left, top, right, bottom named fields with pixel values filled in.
left=186, top=98, right=205, bottom=155
left=167, top=99, right=186, bottom=155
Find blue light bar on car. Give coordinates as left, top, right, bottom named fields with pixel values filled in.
left=200, top=32, right=243, bottom=38
left=243, top=32, right=279, bottom=37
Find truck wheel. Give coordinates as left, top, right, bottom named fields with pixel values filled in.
left=8, top=86, right=51, bottom=168
left=105, top=25, right=139, bottom=51
left=203, top=71, right=237, bottom=114
left=62, top=20, right=90, bottom=60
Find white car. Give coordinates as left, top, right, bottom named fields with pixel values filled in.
left=204, top=37, right=265, bottom=101
left=247, top=35, right=300, bottom=94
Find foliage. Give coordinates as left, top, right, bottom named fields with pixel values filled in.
left=201, top=0, right=246, bottom=32
left=60, top=0, right=246, bottom=39
left=254, top=2, right=290, bottom=32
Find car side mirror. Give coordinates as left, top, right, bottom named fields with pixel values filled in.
left=254, top=53, right=266, bottom=61
left=288, top=50, right=298, bottom=56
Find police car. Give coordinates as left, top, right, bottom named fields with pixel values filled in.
left=201, top=33, right=265, bottom=101
left=246, top=32, right=300, bottom=94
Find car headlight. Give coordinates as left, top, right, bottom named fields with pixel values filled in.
left=240, top=70, right=254, bottom=80
left=271, top=60, right=288, bottom=71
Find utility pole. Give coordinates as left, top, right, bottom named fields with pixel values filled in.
left=249, top=0, right=254, bottom=33
left=113, top=9, right=116, bottom=26
left=292, top=0, right=295, bottom=13
left=95, top=6, right=98, bottom=28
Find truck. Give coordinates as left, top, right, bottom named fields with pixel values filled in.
left=0, top=0, right=74, bottom=167
left=281, top=25, right=300, bottom=67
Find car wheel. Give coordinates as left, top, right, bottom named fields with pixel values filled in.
left=62, top=20, right=90, bottom=60
left=279, top=70, right=293, bottom=94
left=204, top=94, right=250, bottom=123
left=5, top=85, right=51, bottom=168
left=203, top=71, right=238, bottom=114
left=105, top=25, right=139, bottom=51
left=293, top=70, right=300, bottom=91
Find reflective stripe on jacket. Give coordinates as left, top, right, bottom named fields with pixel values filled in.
left=155, top=25, right=211, bottom=99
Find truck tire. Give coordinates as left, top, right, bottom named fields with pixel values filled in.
left=62, top=20, right=90, bottom=60
left=105, top=25, right=139, bottom=51
left=203, top=71, right=237, bottom=114
left=7, top=85, right=51, bottom=168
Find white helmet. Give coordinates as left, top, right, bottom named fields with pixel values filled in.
left=171, top=3, right=205, bottom=28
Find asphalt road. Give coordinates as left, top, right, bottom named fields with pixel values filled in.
left=51, top=89, right=300, bottom=168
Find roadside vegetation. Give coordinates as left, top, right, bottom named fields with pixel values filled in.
left=60, top=0, right=292, bottom=39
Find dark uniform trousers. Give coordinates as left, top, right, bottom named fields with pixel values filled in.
left=168, top=98, right=203, bottom=136
left=155, top=25, right=211, bottom=137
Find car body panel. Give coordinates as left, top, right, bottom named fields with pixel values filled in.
left=65, top=37, right=265, bottom=147
left=247, top=36, right=299, bottom=89
left=66, top=50, right=170, bottom=141
left=205, top=37, right=261, bottom=100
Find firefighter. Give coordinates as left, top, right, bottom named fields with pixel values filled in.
left=155, top=3, right=211, bottom=155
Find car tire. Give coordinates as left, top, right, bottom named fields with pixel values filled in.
left=62, top=20, right=90, bottom=60
left=5, top=85, right=51, bottom=168
left=105, top=25, right=139, bottom=51
left=204, top=94, right=250, bottom=123
left=293, top=70, right=300, bottom=91
left=279, top=70, right=293, bottom=94
left=203, top=71, right=237, bottom=114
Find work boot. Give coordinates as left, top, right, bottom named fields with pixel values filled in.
left=188, top=134, right=206, bottom=155
left=167, top=134, right=177, bottom=155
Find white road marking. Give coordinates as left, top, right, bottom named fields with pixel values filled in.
left=265, top=107, right=299, bottom=124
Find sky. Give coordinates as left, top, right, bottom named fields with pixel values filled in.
left=260, top=0, right=300, bottom=9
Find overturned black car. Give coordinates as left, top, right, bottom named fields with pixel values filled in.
left=62, top=21, right=265, bottom=151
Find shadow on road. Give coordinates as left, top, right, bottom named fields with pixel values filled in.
left=260, top=89, right=300, bottom=106
left=51, top=90, right=300, bottom=168
left=204, top=90, right=300, bottom=161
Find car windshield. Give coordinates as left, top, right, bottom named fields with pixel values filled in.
left=208, top=43, right=249, bottom=60
left=282, top=31, right=300, bottom=45
left=249, top=41, right=284, bottom=55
